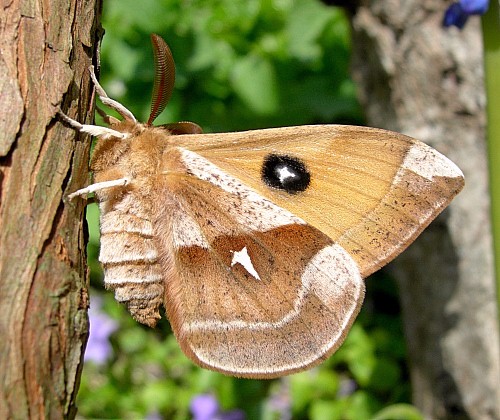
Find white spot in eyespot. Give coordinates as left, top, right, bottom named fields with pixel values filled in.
left=276, top=165, right=296, bottom=184
left=231, top=246, right=261, bottom=280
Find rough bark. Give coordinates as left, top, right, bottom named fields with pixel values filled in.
left=345, top=1, right=500, bottom=419
left=0, top=1, right=101, bottom=418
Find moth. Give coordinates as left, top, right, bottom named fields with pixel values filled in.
left=61, top=34, right=464, bottom=379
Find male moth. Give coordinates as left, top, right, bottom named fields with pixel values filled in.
left=61, top=34, right=464, bottom=378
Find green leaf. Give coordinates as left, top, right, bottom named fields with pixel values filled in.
left=344, top=390, right=381, bottom=419
left=140, top=381, right=174, bottom=412
left=231, top=53, right=279, bottom=115
left=286, top=0, right=337, bottom=61
left=117, top=326, right=148, bottom=353
left=290, top=371, right=319, bottom=414
left=309, top=399, right=344, bottom=420
left=371, top=403, right=425, bottom=420
left=368, top=357, right=401, bottom=392
left=333, top=324, right=377, bottom=386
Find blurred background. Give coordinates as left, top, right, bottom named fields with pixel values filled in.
left=78, top=0, right=420, bottom=418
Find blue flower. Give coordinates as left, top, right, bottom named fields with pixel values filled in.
left=190, top=394, right=245, bottom=420
left=84, top=297, right=118, bottom=365
left=443, top=0, right=490, bottom=29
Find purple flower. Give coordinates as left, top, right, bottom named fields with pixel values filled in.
left=267, top=392, right=291, bottom=420
left=145, top=411, right=162, bottom=420
left=443, top=0, right=489, bottom=29
left=84, top=297, right=118, bottom=365
left=190, top=394, right=245, bottom=420
left=337, top=377, right=357, bottom=397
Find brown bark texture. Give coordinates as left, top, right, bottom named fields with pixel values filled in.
left=347, top=1, right=500, bottom=419
left=0, top=1, right=101, bottom=418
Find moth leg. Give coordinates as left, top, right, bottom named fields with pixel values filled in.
left=96, top=106, right=121, bottom=125
left=88, top=65, right=137, bottom=123
left=58, top=110, right=130, bottom=140
left=68, top=178, right=130, bottom=200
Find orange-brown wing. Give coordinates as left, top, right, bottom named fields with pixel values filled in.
left=174, top=125, right=464, bottom=277
left=153, top=149, right=365, bottom=378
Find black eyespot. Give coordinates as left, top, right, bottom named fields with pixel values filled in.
left=261, top=154, right=311, bottom=194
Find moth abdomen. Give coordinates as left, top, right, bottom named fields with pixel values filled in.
left=98, top=202, right=164, bottom=327
left=113, top=284, right=163, bottom=327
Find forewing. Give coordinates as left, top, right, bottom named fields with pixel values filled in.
left=174, top=125, right=464, bottom=276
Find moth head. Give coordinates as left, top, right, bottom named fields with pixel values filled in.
left=89, top=35, right=203, bottom=172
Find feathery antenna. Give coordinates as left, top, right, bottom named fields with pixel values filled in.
left=147, top=34, right=175, bottom=126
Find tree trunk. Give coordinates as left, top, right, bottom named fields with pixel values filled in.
left=0, top=1, right=101, bottom=418
left=345, top=1, right=500, bottom=419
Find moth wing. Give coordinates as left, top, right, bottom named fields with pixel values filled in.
left=154, top=149, right=365, bottom=378
left=175, top=125, right=464, bottom=277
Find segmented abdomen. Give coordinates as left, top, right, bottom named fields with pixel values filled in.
left=98, top=201, right=164, bottom=327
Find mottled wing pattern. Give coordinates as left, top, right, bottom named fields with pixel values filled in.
left=175, top=125, right=464, bottom=277
left=153, top=148, right=365, bottom=378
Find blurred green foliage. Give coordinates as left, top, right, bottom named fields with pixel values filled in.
left=78, top=0, right=421, bottom=418
left=98, top=0, right=362, bottom=131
